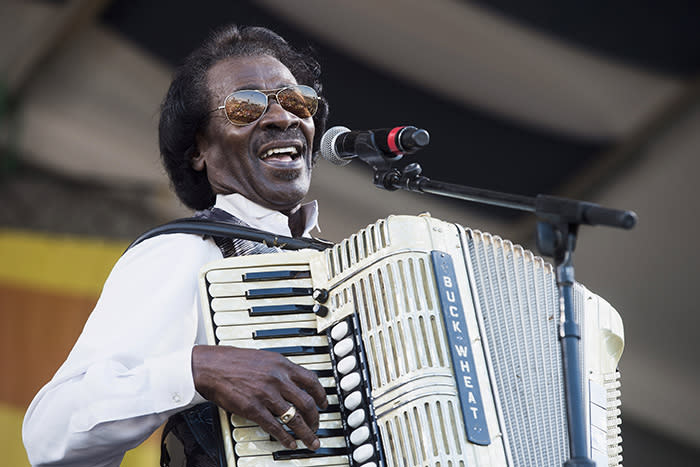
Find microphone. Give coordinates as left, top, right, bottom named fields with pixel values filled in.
left=319, top=126, right=430, bottom=166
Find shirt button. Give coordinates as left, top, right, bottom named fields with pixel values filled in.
left=172, top=393, right=181, bottom=403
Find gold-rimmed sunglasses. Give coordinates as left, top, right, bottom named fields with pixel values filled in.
left=211, top=84, right=318, bottom=126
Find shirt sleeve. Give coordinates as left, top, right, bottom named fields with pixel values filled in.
left=22, top=233, right=221, bottom=466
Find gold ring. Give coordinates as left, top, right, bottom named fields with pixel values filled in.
left=279, top=405, right=296, bottom=425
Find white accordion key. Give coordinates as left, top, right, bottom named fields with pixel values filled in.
left=330, top=321, right=349, bottom=341
left=349, top=425, right=370, bottom=445
left=217, top=335, right=327, bottom=349
left=237, top=455, right=351, bottom=467
left=347, top=408, right=365, bottom=428
left=319, top=412, right=342, bottom=422
left=234, top=436, right=346, bottom=456
left=337, top=355, right=357, bottom=374
left=326, top=394, right=339, bottom=406
left=333, top=337, right=354, bottom=357
left=232, top=426, right=268, bottom=442
left=232, top=422, right=344, bottom=442
left=344, top=390, right=362, bottom=410
left=352, top=443, right=374, bottom=463
left=339, top=372, right=361, bottom=392
left=286, top=354, right=331, bottom=366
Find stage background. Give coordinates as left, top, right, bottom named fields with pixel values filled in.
left=2, top=1, right=699, bottom=465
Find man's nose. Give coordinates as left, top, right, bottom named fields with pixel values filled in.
left=260, top=98, right=300, bottom=130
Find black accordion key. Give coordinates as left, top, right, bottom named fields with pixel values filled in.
left=264, top=346, right=329, bottom=356
left=272, top=447, right=349, bottom=461
left=248, top=304, right=315, bottom=316
left=245, top=287, right=313, bottom=299
left=243, top=270, right=311, bottom=281
left=318, top=404, right=340, bottom=414
left=313, top=369, right=334, bottom=378
left=275, top=428, right=345, bottom=440
left=253, top=327, right=318, bottom=339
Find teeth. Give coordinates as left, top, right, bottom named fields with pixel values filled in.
left=261, top=146, right=299, bottom=159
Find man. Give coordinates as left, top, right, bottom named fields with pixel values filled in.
left=23, top=24, right=331, bottom=466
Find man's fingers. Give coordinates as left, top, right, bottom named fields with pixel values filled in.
left=283, top=386, right=321, bottom=432
left=278, top=403, right=320, bottom=451
left=290, top=366, right=329, bottom=409
left=255, top=406, right=298, bottom=450
left=193, top=346, right=329, bottom=451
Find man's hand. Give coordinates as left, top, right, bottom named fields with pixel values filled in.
left=191, top=345, right=329, bottom=450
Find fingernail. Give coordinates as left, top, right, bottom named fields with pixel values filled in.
left=286, top=440, right=297, bottom=450
left=310, top=438, right=320, bottom=451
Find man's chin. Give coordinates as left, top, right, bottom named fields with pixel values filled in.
left=260, top=180, right=311, bottom=211
left=272, top=166, right=303, bottom=181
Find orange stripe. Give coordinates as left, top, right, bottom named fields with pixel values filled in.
left=0, top=282, right=97, bottom=407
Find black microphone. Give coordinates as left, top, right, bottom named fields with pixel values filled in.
left=319, top=126, right=430, bottom=166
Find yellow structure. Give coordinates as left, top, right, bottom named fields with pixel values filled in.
left=0, top=229, right=159, bottom=466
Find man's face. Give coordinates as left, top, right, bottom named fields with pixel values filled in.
left=193, top=55, right=315, bottom=214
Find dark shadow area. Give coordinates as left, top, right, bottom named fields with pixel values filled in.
left=622, top=415, right=700, bottom=466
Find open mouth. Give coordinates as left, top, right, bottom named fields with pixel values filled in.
left=259, top=146, right=301, bottom=163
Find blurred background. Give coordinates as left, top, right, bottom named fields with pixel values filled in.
left=1, top=1, right=699, bottom=465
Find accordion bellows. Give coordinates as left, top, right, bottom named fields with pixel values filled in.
left=199, top=214, right=624, bottom=467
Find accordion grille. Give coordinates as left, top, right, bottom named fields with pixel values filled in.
left=354, top=256, right=445, bottom=386
left=382, top=399, right=468, bottom=467
left=466, top=229, right=570, bottom=465
left=350, top=255, right=475, bottom=466
left=327, top=219, right=390, bottom=277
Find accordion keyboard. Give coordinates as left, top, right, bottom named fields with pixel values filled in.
left=202, top=258, right=383, bottom=466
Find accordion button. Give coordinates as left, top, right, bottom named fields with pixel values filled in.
left=340, top=372, right=361, bottom=392
left=348, top=408, right=365, bottom=428
left=353, top=444, right=374, bottom=463
left=313, top=303, right=329, bottom=317
left=331, top=321, right=349, bottom=341
left=337, top=355, right=357, bottom=374
left=344, top=391, right=362, bottom=410
left=333, top=337, right=354, bottom=358
left=350, top=425, right=370, bottom=445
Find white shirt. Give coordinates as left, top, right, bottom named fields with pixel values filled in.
left=22, top=194, right=320, bottom=466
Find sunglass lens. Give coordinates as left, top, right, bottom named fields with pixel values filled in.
left=224, top=90, right=267, bottom=125
left=278, top=85, right=318, bottom=119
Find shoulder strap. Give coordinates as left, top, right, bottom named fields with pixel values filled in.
left=126, top=212, right=331, bottom=253
left=194, top=208, right=282, bottom=257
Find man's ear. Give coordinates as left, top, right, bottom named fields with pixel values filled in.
left=191, top=132, right=208, bottom=171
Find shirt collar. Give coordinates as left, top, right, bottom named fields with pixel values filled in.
left=214, top=193, right=320, bottom=238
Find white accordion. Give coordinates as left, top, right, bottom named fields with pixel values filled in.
left=198, top=215, right=624, bottom=467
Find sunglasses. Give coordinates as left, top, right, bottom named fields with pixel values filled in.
left=211, top=84, right=319, bottom=126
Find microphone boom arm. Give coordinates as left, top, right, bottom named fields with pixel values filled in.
left=381, top=163, right=637, bottom=230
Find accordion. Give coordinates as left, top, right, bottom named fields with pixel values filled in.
left=198, top=215, right=624, bottom=467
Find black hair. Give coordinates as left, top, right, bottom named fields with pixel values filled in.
left=158, top=24, right=329, bottom=210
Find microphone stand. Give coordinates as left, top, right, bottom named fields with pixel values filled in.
left=364, top=156, right=636, bottom=466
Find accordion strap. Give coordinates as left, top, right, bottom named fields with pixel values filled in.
left=126, top=210, right=331, bottom=253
